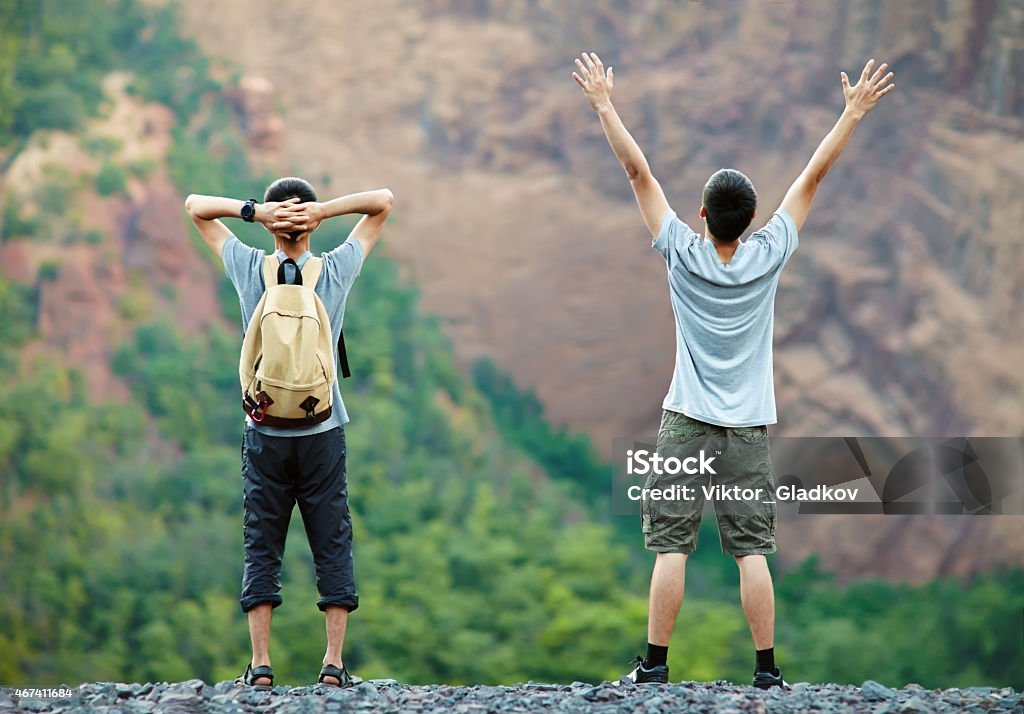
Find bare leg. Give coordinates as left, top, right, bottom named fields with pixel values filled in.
left=648, top=552, right=688, bottom=645
left=247, top=604, right=273, bottom=685
left=736, top=554, right=775, bottom=650
left=321, top=605, right=349, bottom=684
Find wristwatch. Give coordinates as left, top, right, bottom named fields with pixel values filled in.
left=241, top=198, right=258, bottom=223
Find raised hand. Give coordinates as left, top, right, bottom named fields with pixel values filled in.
left=841, top=59, right=895, bottom=119
left=572, top=51, right=614, bottom=111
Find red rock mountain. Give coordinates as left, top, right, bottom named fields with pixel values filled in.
left=178, top=0, right=1024, bottom=440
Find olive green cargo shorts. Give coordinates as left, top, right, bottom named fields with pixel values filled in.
left=641, top=410, right=777, bottom=556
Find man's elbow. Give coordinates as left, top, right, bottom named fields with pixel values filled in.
left=377, top=188, right=395, bottom=215
left=184, top=194, right=199, bottom=217
left=628, top=166, right=654, bottom=186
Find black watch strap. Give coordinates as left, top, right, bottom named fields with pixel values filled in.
left=241, top=198, right=258, bottom=223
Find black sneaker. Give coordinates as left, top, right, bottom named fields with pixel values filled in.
left=752, top=667, right=788, bottom=689
left=623, top=656, right=669, bottom=684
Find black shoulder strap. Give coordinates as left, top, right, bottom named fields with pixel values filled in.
left=337, top=329, right=351, bottom=379
left=277, top=258, right=301, bottom=285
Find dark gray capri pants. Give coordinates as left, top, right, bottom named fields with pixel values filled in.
left=240, top=424, right=358, bottom=613
left=641, top=410, right=777, bottom=556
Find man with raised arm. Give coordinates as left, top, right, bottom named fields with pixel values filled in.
left=185, top=178, right=395, bottom=688
left=573, top=52, right=894, bottom=687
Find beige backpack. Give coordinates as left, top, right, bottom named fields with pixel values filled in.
left=239, top=255, right=336, bottom=428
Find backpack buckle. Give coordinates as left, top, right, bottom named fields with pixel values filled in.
left=248, top=392, right=273, bottom=423
left=299, top=396, right=320, bottom=421
left=250, top=401, right=269, bottom=423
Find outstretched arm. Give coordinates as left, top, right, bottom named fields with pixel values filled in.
left=272, top=189, right=396, bottom=257
left=573, top=52, right=670, bottom=239
left=780, top=59, right=895, bottom=231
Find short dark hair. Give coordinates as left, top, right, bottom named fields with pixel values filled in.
left=264, top=176, right=318, bottom=204
left=702, top=168, right=757, bottom=242
left=264, top=177, right=317, bottom=239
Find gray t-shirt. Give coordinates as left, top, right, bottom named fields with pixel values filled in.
left=222, top=235, right=364, bottom=436
left=652, top=208, right=799, bottom=427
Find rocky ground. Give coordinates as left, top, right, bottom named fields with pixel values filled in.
left=1, top=679, right=1019, bottom=713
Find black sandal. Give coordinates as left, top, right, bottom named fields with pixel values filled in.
left=318, top=663, right=357, bottom=688
left=236, top=663, right=274, bottom=688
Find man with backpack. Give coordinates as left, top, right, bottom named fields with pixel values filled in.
left=573, top=52, right=893, bottom=687
left=185, top=177, right=395, bottom=688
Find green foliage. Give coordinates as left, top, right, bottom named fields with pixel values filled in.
left=39, top=166, right=81, bottom=215
left=127, top=158, right=158, bottom=179
left=1, top=166, right=83, bottom=242
left=2, top=196, right=41, bottom=238
left=0, top=277, right=36, bottom=351
left=472, top=357, right=608, bottom=504
left=37, top=260, right=60, bottom=281
left=773, top=558, right=1024, bottom=688
left=95, top=160, right=127, bottom=196
left=112, top=320, right=238, bottom=447
left=0, top=0, right=209, bottom=147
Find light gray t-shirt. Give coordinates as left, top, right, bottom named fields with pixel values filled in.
left=652, top=208, right=799, bottom=427
left=222, top=235, right=364, bottom=437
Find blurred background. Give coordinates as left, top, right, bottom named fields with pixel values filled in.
left=0, top=0, right=1022, bottom=689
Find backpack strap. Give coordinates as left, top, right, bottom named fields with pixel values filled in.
left=297, top=256, right=351, bottom=379
left=262, top=255, right=280, bottom=289
left=337, top=329, right=351, bottom=379
left=264, top=255, right=313, bottom=287
left=300, top=256, right=324, bottom=288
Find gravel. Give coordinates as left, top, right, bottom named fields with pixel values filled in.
left=1, top=679, right=1019, bottom=713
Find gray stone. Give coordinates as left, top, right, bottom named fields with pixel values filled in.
left=352, top=682, right=381, bottom=699
left=116, top=682, right=141, bottom=698
left=523, top=683, right=559, bottom=691
left=900, top=694, right=934, bottom=712
left=863, top=679, right=894, bottom=700
left=966, top=687, right=995, bottom=696
left=26, top=680, right=1020, bottom=713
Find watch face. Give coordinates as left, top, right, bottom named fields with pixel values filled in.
left=242, top=202, right=255, bottom=220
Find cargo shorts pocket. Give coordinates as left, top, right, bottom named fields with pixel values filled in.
left=657, top=410, right=709, bottom=449
left=731, top=425, right=768, bottom=446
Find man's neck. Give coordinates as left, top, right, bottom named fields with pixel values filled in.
left=706, top=231, right=739, bottom=265
left=275, top=239, right=310, bottom=262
